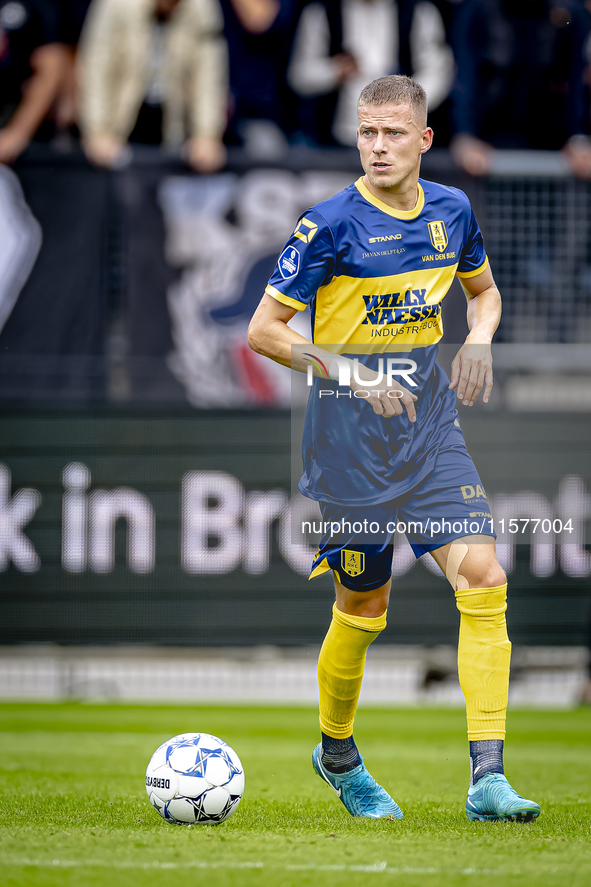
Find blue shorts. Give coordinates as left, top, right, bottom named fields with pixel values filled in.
left=309, top=440, right=495, bottom=592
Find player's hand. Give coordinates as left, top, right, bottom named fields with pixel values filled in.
left=449, top=343, right=493, bottom=406
left=350, top=367, right=418, bottom=422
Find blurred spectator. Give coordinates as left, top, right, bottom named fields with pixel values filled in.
left=219, top=0, right=290, bottom=150
left=287, top=0, right=355, bottom=146
left=52, top=1, right=92, bottom=138
left=0, top=0, right=68, bottom=164
left=426, top=0, right=464, bottom=35
left=221, top=0, right=347, bottom=151
left=78, top=0, right=228, bottom=173
left=450, top=0, right=591, bottom=178
left=287, top=0, right=454, bottom=146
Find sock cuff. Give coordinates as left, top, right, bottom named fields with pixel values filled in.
left=468, top=731, right=507, bottom=741
left=455, top=583, right=507, bottom=617
left=332, top=602, right=387, bottom=633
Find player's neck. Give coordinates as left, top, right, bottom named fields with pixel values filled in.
left=362, top=175, right=420, bottom=213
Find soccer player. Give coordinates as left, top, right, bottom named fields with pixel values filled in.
left=248, top=75, right=540, bottom=823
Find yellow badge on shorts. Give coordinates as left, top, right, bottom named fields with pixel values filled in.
left=341, top=549, right=365, bottom=577
left=428, top=220, right=448, bottom=253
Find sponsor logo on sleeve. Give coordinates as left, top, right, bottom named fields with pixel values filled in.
left=278, top=246, right=301, bottom=279
left=293, top=217, right=318, bottom=243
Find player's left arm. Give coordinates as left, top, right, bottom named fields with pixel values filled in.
left=449, top=264, right=501, bottom=406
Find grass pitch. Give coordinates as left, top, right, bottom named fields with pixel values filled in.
left=0, top=703, right=590, bottom=887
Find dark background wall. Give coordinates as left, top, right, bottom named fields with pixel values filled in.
left=1, top=408, right=589, bottom=647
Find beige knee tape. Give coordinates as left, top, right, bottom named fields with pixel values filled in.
left=445, top=542, right=469, bottom=590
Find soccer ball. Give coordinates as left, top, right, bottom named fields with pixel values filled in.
left=145, top=732, right=244, bottom=824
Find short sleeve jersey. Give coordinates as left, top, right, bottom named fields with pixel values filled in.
left=266, top=176, right=488, bottom=506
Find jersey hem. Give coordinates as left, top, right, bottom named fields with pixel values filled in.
left=298, top=452, right=438, bottom=509
left=456, top=256, right=489, bottom=279
left=265, top=284, right=307, bottom=311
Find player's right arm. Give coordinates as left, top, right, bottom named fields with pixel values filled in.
left=248, top=294, right=416, bottom=421
left=249, top=209, right=416, bottom=419
left=248, top=294, right=324, bottom=371
left=248, top=210, right=345, bottom=378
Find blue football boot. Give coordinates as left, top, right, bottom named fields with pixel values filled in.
left=466, top=773, right=541, bottom=822
left=312, top=743, right=403, bottom=819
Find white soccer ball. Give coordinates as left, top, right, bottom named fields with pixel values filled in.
left=145, top=732, right=245, bottom=824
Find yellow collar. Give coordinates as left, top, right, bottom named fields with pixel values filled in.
left=355, top=176, right=425, bottom=221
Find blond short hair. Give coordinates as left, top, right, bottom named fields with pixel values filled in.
left=358, top=76, right=428, bottom=126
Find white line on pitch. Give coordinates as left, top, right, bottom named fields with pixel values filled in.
left=1, top=859, right=264, bottom=870
left=1, top=858, right=510, bottom=875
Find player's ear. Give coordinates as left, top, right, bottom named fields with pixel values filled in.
left=420, top=127, right=434, bottom=154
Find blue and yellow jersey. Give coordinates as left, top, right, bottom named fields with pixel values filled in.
left=265, top=176, right=489, bottom=506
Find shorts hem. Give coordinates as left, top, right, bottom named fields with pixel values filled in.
left=308, top=557, right=331, bottom=580
left=337, top=573, right=392, bottom=592
left=411, top=529, right=495, bottom=559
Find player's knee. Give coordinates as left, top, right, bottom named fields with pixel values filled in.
left=465, top=562, right=506, bottom=590
left=449, top=543, right=506, bottom=590
left=443, top=542, right=506, bottom=591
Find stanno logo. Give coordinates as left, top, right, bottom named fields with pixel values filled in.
left=368, top=233, right=402, bottom=244
left=294, top=217, right=318, bottom=243
left=427, top=221, right=448, bottom=253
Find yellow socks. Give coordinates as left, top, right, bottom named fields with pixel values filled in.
left=455, top=584, right=511, bottom=740
left=318, top=603, right=387, bottom=738
left=317, top=586, right=509, bottom=741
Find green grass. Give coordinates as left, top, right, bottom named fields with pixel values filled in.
left=0, top=703, right=590, bottom=887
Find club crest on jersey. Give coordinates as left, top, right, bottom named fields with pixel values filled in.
left=341, top=549, right=365, bottom=577
left=428, top=221, right=448, bottom=253
left=294, top=217, right=318, bottom=243
left=278, top=246, right=300, bottom=279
